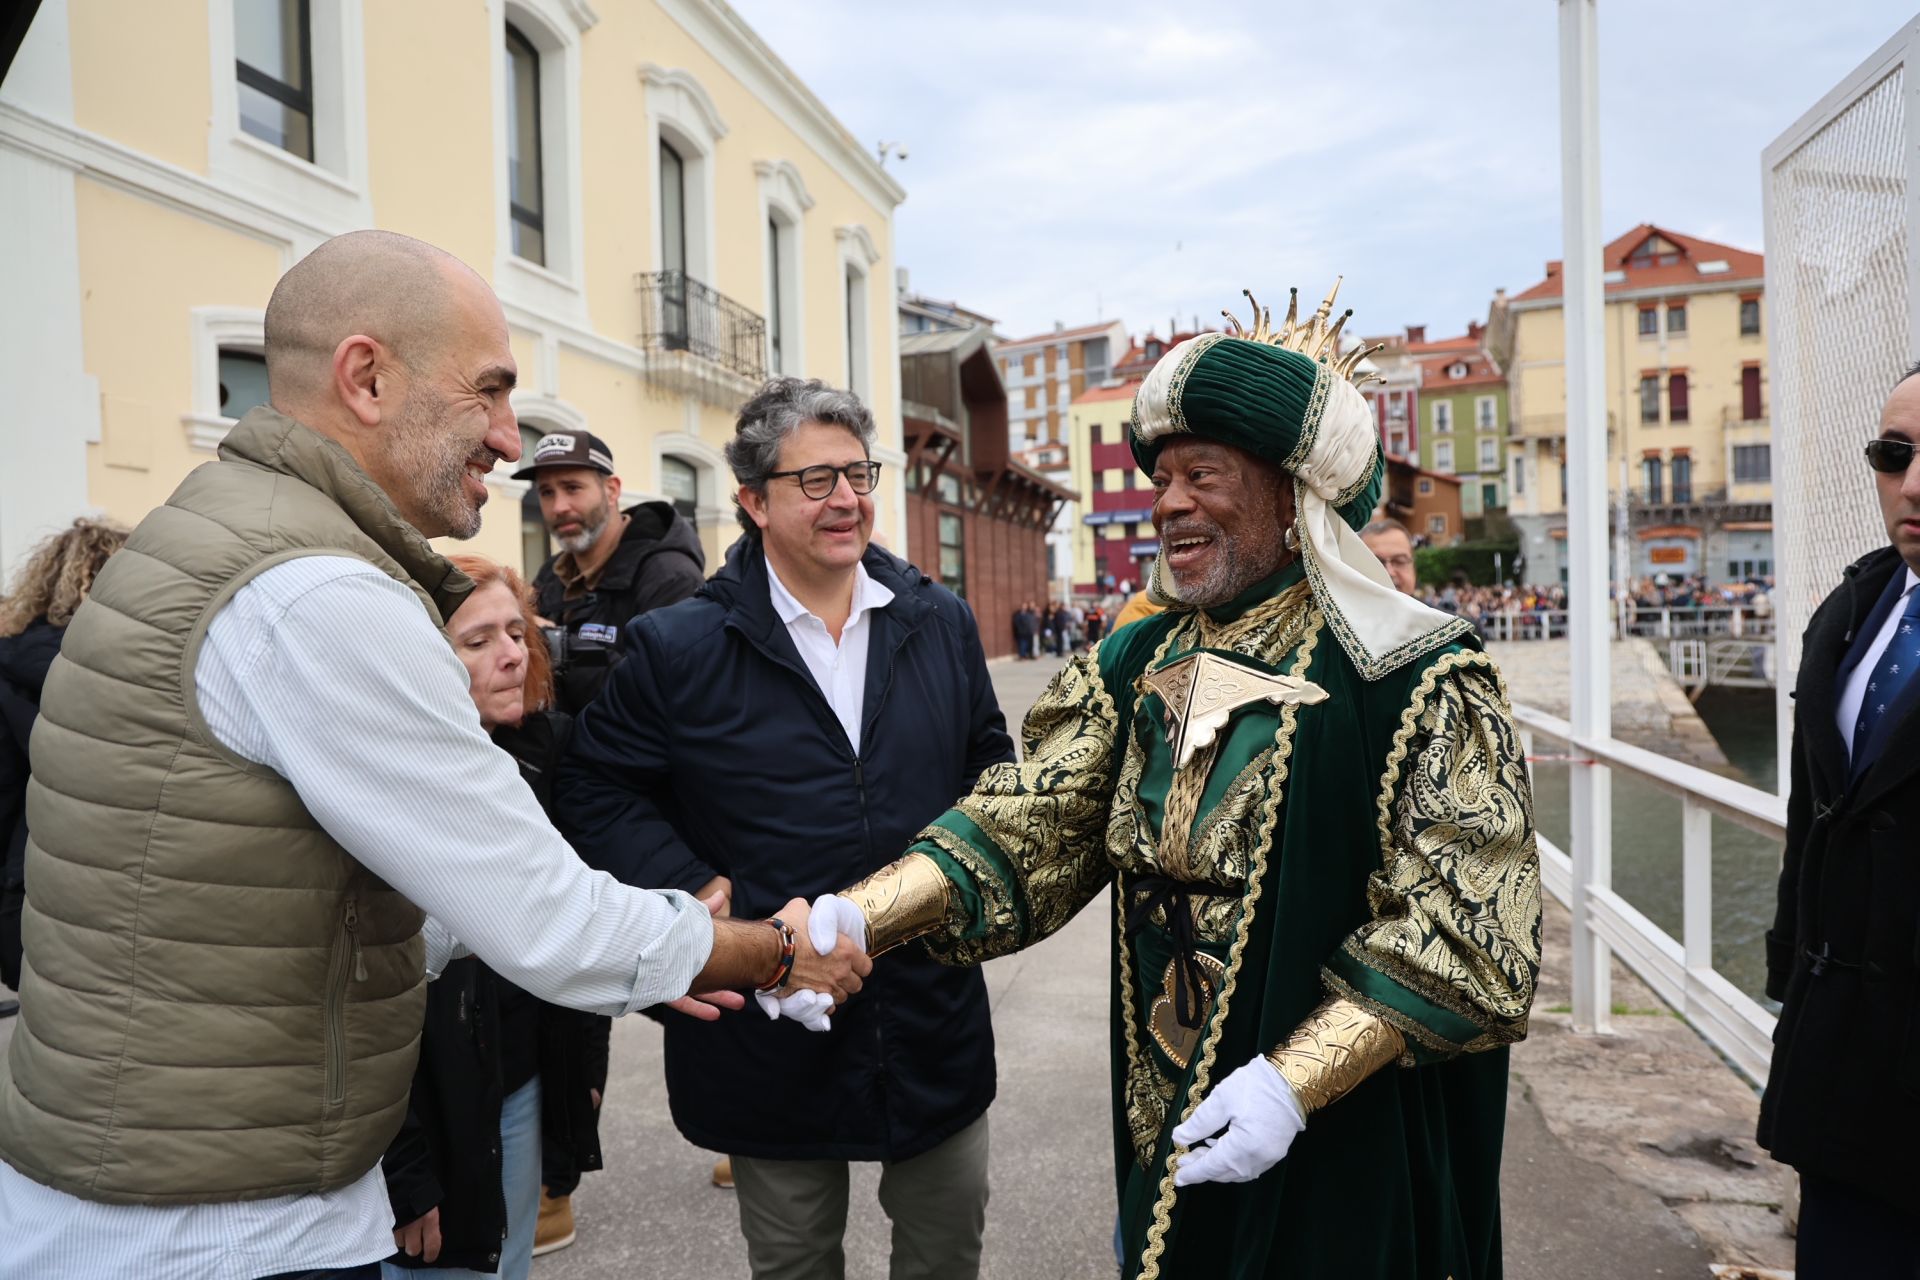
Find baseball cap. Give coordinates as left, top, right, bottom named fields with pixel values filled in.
left=510, top=430, right=616, bottom=480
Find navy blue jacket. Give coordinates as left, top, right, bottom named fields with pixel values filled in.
left=556, top=536, right=1013, bottom=1161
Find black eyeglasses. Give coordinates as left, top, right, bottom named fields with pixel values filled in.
left=766, top=461, right=882, bottom=499
left=1865, top=438, right=1918, bottom=473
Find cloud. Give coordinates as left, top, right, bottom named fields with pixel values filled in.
left=732, top=0, right=1915, bottom=344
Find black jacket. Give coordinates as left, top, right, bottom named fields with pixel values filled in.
left=1758, top=544, right=1919, bottom=1210
left=0, top=618, right=63, bottom=991
left=556, top=537, right=1014, bottom=1162
left=532, top=501, right=705, bottom=714
left=382, top=711, right=611, bottom=1270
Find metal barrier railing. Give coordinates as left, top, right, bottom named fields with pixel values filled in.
left=1470, top=605, right=1775, bottom=643
left=1512, top=702, right=1783, bottom=1084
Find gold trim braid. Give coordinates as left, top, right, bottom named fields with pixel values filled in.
left=843, top=852, right=958, bottom=956
left=1263, top=997, right=1405, bottom=1115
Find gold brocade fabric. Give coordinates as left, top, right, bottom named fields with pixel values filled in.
left=1338, top=655, right=1543, bottom=1055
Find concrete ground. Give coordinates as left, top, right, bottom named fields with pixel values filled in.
left=1486, top=638, right=1730, bottom=769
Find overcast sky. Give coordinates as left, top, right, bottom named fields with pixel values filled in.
left=730, top=1, right=1913, bottom=346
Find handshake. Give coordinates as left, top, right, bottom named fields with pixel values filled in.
left=751, top=895, right=871, bottom=1032
left=676, top=892, right=871, bottom=1033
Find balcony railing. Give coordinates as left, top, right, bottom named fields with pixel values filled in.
left=635, top=270, right=767, bottom=382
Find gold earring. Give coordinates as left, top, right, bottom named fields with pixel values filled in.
left=1284, top=524, right=1300, bottom=553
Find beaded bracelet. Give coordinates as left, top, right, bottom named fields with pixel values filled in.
left=757, top=917, right=797, bottom=993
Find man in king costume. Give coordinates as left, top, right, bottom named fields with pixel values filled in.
left=806, top=282, right=1543, bottom=1279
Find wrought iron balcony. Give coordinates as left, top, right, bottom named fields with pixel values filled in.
left=635, top=270, right=767, bottom=383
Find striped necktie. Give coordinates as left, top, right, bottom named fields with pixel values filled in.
left=1852, top=584, right=1920, bottom=761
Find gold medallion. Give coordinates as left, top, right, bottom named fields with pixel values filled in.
left=1147, top=952, right=1229, bottom=1071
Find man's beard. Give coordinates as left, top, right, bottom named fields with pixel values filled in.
left=1161, top=519, right=1289, bottom=607
left=554, top=494, right=613, bottom=554
left=385, top=387, right=493, bottom=540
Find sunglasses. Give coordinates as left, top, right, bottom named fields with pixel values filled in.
left=1865, top=438, right=1918, bottom=473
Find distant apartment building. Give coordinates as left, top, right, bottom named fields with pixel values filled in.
left=994, top=319, right=1129, bottom=450
left=1066, top=379, right=1153, bottom=593
left=1409, top=325, right=1509, bottom=526
left=1506, top=224, right=1770, bottom=585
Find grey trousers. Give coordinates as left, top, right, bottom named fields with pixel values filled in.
left=730, top=1113, right=990, bottom=1280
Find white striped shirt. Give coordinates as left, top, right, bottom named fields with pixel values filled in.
left=0, top=555, right=713, bottom=1279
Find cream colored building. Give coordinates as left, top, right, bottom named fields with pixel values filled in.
left=1, top=0, right=907, bottom=581
left=1506, top=225, right=1771, bottom=584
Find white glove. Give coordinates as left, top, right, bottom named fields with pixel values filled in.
left=807, top=893, right=868, bottom=955
left=753, top=986, right=833, bottom=1032
left=1170, top=1056, right=1307, bottom=1186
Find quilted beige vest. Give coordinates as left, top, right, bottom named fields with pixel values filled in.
left=0, top=406, right=471, bottom=1204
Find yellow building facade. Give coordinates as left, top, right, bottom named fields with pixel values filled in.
left=1, top=0, right=906, bottom=579
left=1505, top=226, right=1771, bottom=584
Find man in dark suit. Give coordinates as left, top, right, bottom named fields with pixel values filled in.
left=1760, top=364, right=1920, bottom=1279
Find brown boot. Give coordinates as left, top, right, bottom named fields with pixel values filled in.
left=532, top=1189, right=576, bottom=1256
left=711, top=1156, right=734, bottom=1189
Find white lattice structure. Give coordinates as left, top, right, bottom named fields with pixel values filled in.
left=1763, top=16, right=1920, bottom=787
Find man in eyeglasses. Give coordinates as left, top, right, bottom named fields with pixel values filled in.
left=557, top=376, right=1014, bottom=1279
left=1759, top=363, right=1920, bottom=1278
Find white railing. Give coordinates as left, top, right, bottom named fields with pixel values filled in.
left=1513, top=702, right=1784, bottom=1085
left=1473, top=605, right=1775, bottom=643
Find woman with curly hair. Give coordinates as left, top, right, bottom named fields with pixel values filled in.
left=0, top=517, right=130, bottom=1011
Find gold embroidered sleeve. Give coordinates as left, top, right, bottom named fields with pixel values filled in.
left=1325, top=658, right=1543, bottom=1060
left=906, top=650, right=1123, bottom=967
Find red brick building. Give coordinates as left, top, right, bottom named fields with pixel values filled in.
left=899, top=326, right=1074, bottom=658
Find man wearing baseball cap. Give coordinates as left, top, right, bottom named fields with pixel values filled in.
left=513, top=428, right=707, bottom=1252
left=515, top=430, right=706, bottom=716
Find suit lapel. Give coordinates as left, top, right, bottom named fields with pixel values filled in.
left=1800, top=560, right=1895, bottom=798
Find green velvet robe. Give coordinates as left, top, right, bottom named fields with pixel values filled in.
left=908, top=565, right=1542, bottom=1279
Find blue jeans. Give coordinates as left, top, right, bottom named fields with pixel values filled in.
left=382, top=1076, right=543, bottom=1280
left=262, top=1267, right=381, bottom=1280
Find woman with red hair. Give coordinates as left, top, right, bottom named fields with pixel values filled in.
left=379, top=556, right=609, bottom=1278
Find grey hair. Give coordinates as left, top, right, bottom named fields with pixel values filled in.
left=726, top=376, right=877, bottom=534
left=1360, top=517, right=1412, bottom=540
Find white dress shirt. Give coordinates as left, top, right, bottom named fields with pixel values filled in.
left=1835, top=566, right=1920, bottom=761
left=765, top=558, right=895, bottom=754
left=0, top=554, right=713, bottom=1280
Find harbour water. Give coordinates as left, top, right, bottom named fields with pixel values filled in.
left=1528, top=687, right=1782, bottom=1007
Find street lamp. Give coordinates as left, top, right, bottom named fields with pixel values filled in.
left=876, top=140, right=909, bottom=168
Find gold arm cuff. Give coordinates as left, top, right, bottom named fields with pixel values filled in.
left=842, top=852, right=958, bottom=956
left=1263, top=997, right=1407, bottom=1115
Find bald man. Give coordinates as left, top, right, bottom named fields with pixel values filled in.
left=0, top=232, right=867, bottom=1280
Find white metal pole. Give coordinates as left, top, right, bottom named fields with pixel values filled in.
left=1559, top=0, right=1613, bottom=1035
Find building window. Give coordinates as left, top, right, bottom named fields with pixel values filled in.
left=1740, top=298, right=1761, bottom=336
left=504, top=23, right=545, bottom=265
left=1434, top=439, right=1454, bottom=472
left=1417, top=477, right=1434, bottom=496
left=1432, top=401, right=1452, bottom=434
left=1741, top=365, right=1763, bottom=420
left=235, top=0, right=314, bottom=160
left=1428, top=514, right=1448, bottom=536
left=1638, top=307, right=1657, bottom=337
left=1387, top=392, right=1407, bottom=422
left=938, top=512, right=966, bottom=597
left=767, top=217, right=785, bottom=373
left=1448, top=362, right=1468, bottom=380
left=1668, top=372, right=1689, bottom=423
left=1733, top=443, right=1771, bottom=483
left=844, top=263, right=869, bottom=398
left=660, top=140, right=686, bottom=275
left=1639, top=375, right=1660, bottom=424
left=1476, top=396, right=1497, bottom=430
left=1667, top=303, right=1687, bottom=334
left=218, top=349, right=270, bottom=421
left=1672, top=454, right=1692, bottom=503
left=518, top=424, right=549, bottom=582
left=1479, top=437, right=1498, bottom=470
left=661, top=455, right=699, bottom=519
left=1643, top=456, right=1663, bottom=502
left=1084, top=337, right=1110, bottom=382
left=935, top=472, right=962, bottom=505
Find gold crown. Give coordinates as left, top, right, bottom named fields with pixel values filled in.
left=1221, top=279, right=1384, bottom=389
